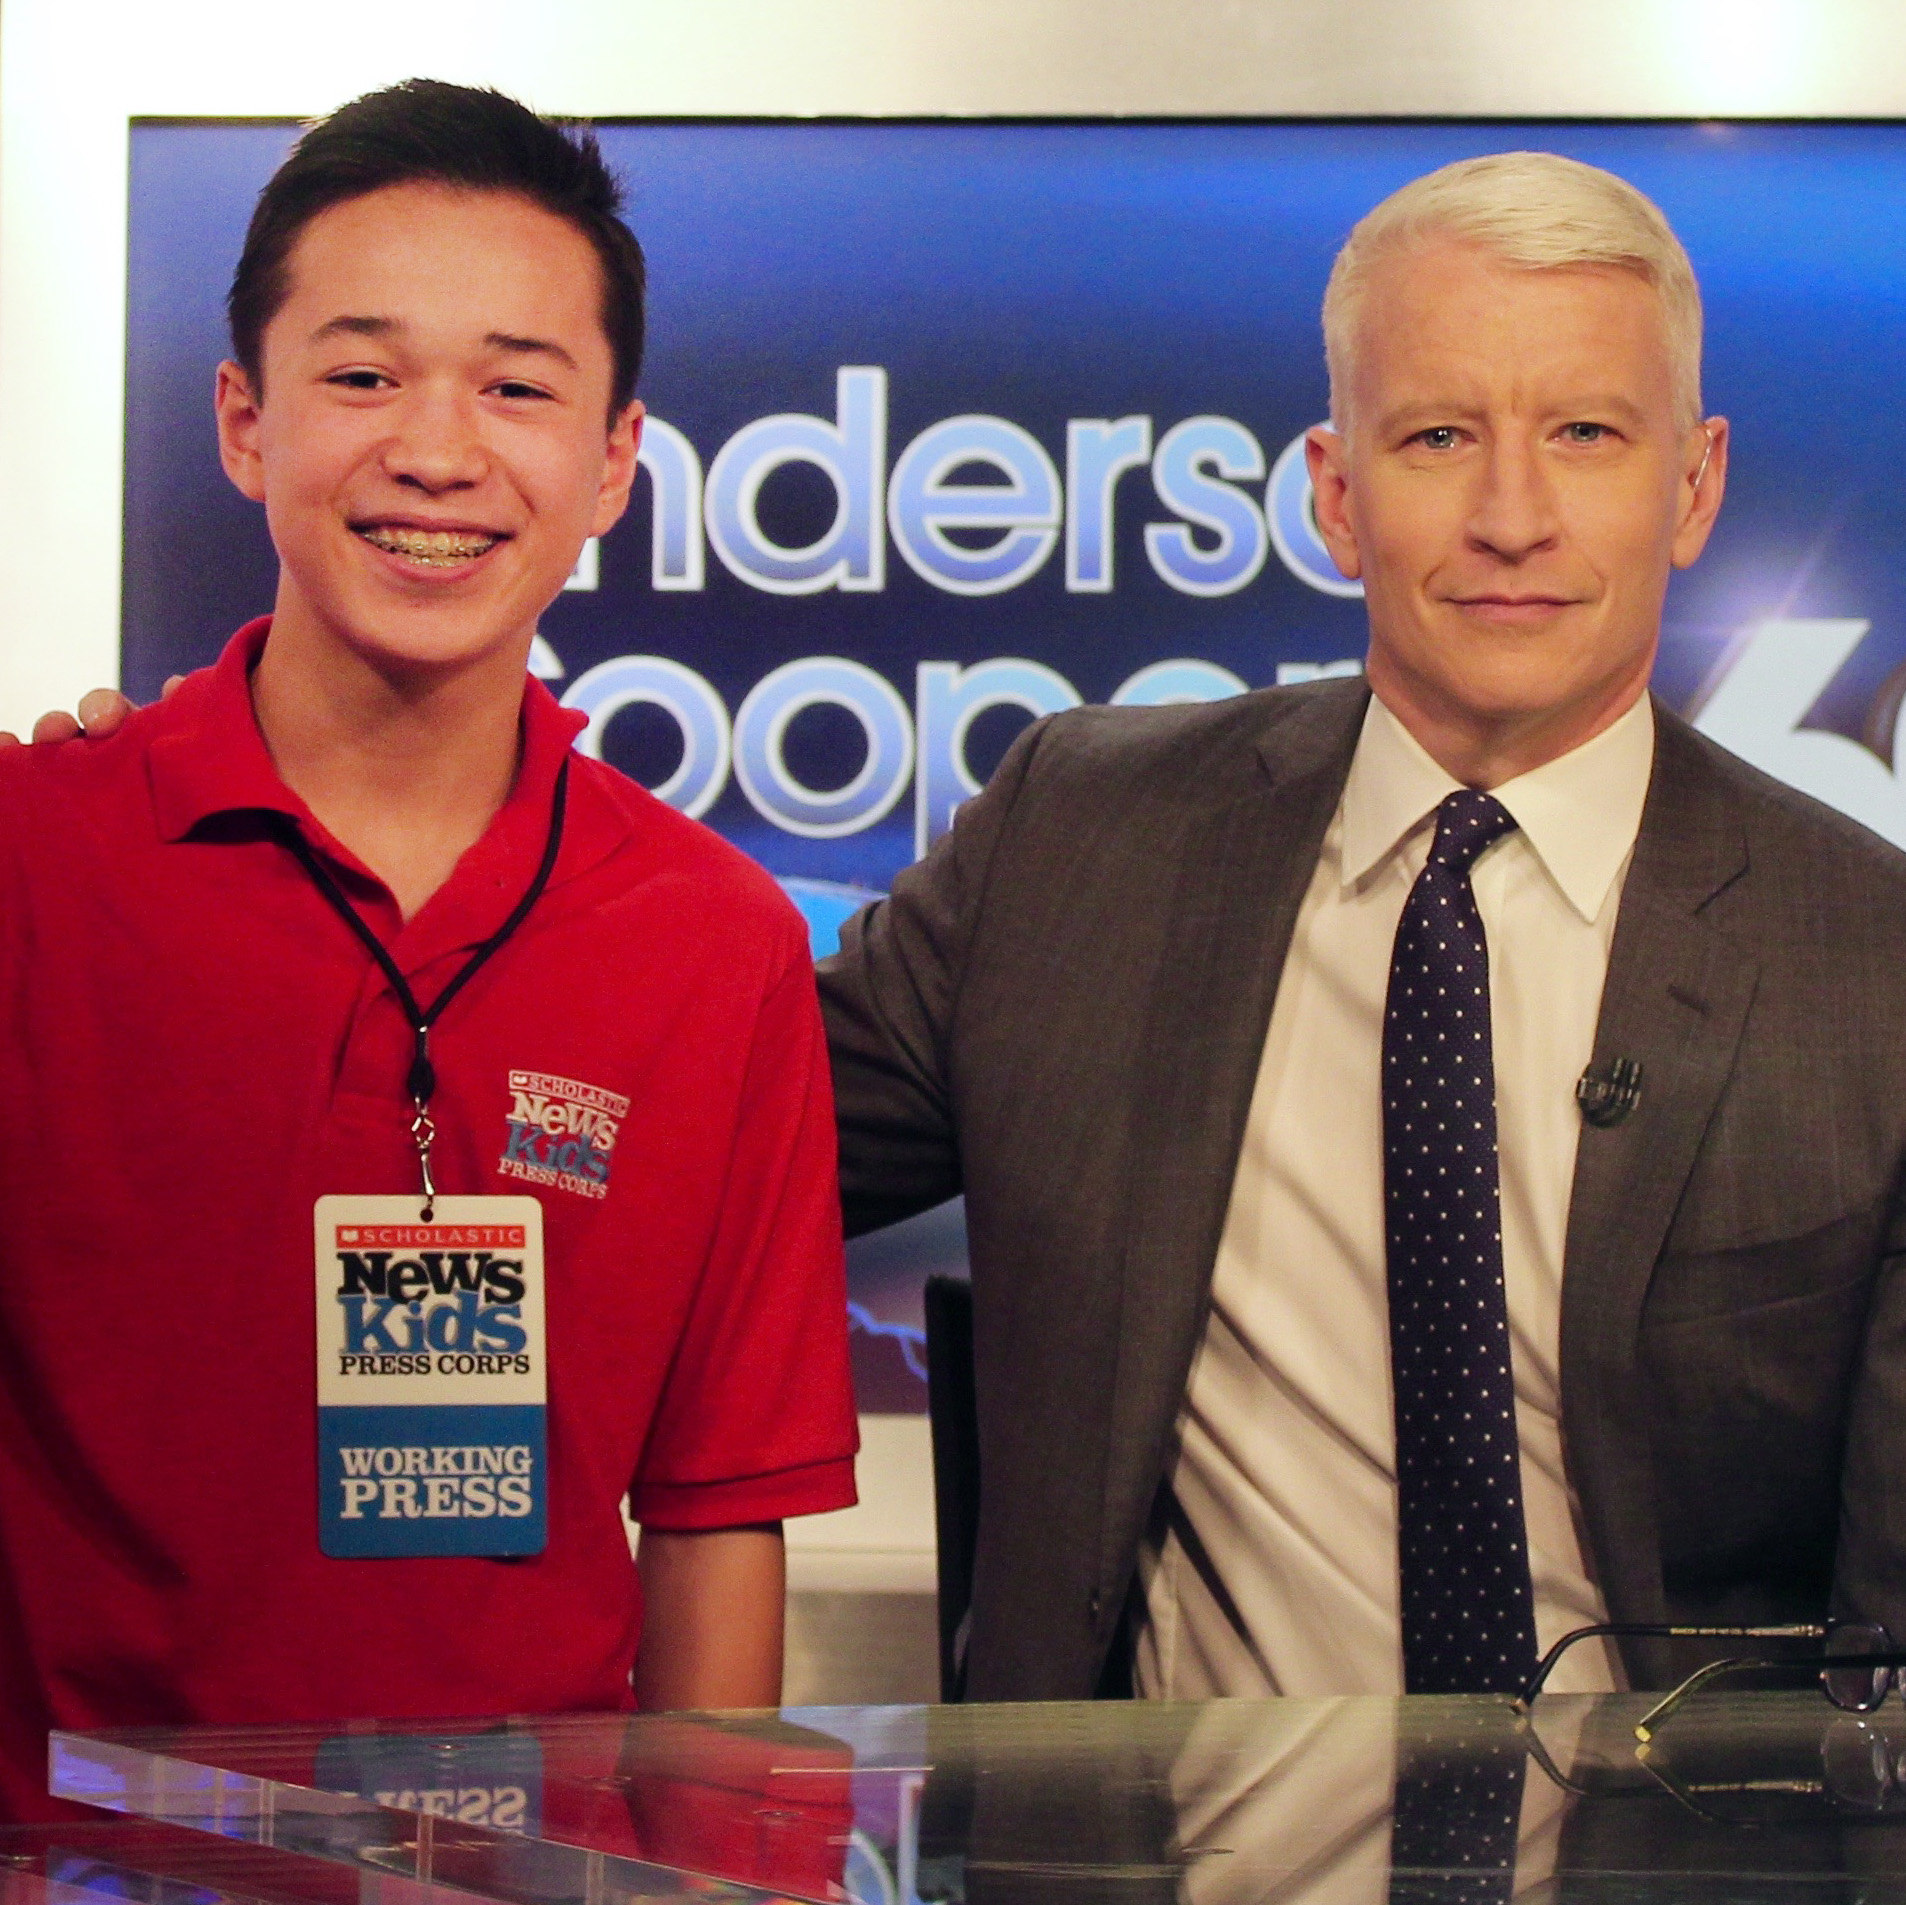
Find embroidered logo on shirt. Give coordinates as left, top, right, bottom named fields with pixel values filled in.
left=498, top=1070, right=630, bottom=1201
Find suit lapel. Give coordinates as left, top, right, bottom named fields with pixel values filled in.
left=1560, top=708, right=1759, bottom=1645
left=1095, top=681, right=1367, bottom=1596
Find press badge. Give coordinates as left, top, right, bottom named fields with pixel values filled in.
left=315, top=1195, right=547, bottom=1558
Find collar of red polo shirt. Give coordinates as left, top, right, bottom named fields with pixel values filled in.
left=146, top=615, right=588, bottom=874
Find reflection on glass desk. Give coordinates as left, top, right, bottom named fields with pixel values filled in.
left=47, top=1693, right=1906, bottom=1904
left=1, top=1816, right=583, bottom=1905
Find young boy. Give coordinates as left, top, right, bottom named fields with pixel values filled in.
left=0, top=80, right=856, bottom=1822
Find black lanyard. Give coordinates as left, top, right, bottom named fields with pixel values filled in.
left=275, top=757, right=570, bottom=1218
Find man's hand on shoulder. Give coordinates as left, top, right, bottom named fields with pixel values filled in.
left=0, top=679, right=178, bottom=749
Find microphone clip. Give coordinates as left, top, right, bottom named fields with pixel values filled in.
left=1577, top=1056, right=1643, bottom=1128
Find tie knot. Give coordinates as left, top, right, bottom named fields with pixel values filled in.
left=1428, top=789, right=1517, bottom=877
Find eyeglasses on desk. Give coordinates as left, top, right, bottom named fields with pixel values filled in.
left=1519, top=1619, right=1906, bottom=1740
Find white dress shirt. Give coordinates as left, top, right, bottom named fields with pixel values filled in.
left=1134, top=690, right=1656, bottom=1700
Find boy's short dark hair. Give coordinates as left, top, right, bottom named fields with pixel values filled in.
left=228, top=79, right=646, bottom=418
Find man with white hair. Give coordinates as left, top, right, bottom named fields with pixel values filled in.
left=823, top=150, right=1906, bottom=1701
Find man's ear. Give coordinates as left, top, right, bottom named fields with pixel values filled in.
left=1670, top=415, right=1729, bottom=570
left=1305, top=424, right=1363, bottom=582
left=591, top=399, right=645, bottom=537
left=215, top=361, right=268, bottom=504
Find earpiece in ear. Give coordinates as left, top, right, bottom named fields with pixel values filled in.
left=1692, top=425, right=1716, bottom=492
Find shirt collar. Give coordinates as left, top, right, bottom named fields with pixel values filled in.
left=1339, top=690, right=1656, bottom=924
left=147, top=617, right=303, bottom=840
left=147, top=616, right=588, bottom=870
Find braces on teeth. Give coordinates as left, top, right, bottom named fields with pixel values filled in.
left=361, top=527, right=498, bottom=564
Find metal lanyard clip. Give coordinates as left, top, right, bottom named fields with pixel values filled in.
left=409, top=1025, right=439, bottom=1221
left=410, top=1105, right=439, bottom=1220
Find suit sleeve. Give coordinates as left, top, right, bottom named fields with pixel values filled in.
left=817, top=716, right=1052, bottom=1239
left=1832, top=1165, right=1906, bottom=1636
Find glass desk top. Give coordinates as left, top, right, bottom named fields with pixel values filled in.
left=1, top=1817, right=563, bottom=1905
left=45, top=1693, right=1906, bottom=1904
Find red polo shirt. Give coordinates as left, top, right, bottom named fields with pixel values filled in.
left=0, top=620, right=857, bottom=1821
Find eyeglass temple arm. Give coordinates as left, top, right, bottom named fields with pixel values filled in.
left=1514, top=1623, right=1826, bottom=1713
left=1633, top=1654, right=1786, bottom=1742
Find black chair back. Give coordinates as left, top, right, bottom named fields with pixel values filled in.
left=923, top=1273, right=979, bottom=1701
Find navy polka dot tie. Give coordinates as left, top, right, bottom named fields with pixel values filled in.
left=1382, top=789, right=1538, bottom=1696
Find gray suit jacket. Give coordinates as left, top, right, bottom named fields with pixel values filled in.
left=818, top=678, right=1906, bottom=1697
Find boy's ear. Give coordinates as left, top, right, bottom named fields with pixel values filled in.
left=591, top=400, right=644, bottom=537
left=215, top=360, right=268, bottom=503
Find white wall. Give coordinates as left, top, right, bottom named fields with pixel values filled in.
left=4, top=0, right=1906, bottom=731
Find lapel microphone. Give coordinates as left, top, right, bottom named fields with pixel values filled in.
left=1576, top=1056, right=1643, bottom=1128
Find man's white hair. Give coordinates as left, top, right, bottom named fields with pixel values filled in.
left=1322, top=151, right=1704, bottom=429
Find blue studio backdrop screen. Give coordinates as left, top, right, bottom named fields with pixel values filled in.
left=125, top=120, right=1906, bottom=1410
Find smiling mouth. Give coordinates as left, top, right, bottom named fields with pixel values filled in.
left=356, top=525, right=504, bottom=566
